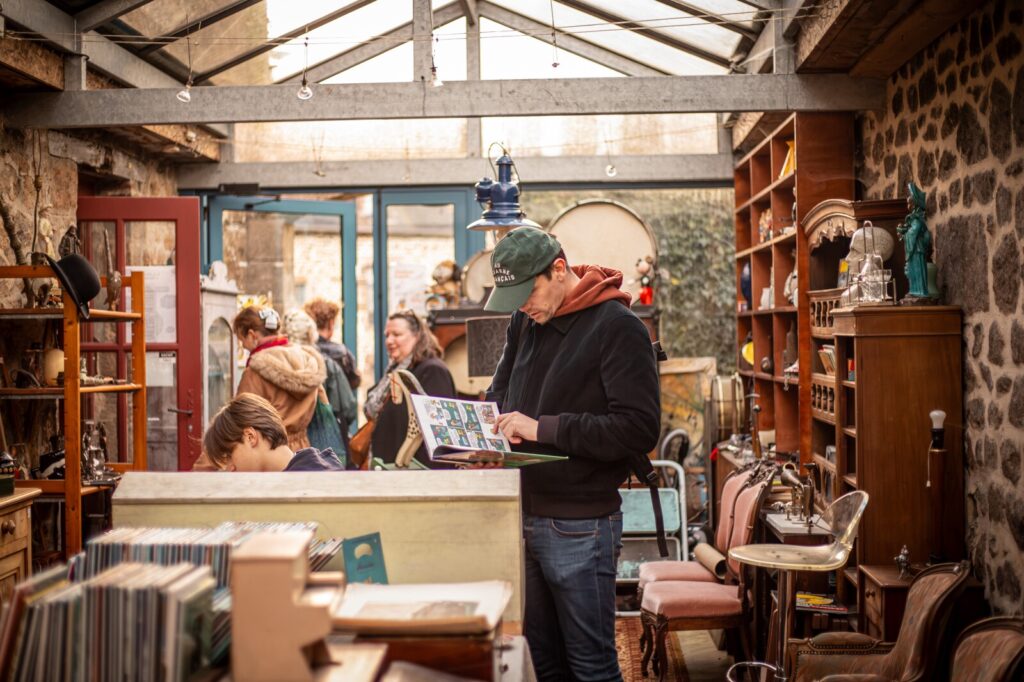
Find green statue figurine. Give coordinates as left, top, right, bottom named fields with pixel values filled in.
left=897, top=182, right=935, bottom=303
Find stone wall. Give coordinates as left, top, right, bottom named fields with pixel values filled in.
left=856, top=0, right=1024, bottom=615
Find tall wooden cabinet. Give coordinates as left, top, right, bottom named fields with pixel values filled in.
left=733, top=113, right=854, bottom=457
left=829, top=306, right=964, bottom=604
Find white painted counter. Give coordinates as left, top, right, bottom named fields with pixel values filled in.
left=113, top=470, right=524, bottom=622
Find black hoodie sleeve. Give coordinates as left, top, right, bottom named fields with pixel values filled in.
left=545, top=314, right=660, bottom=461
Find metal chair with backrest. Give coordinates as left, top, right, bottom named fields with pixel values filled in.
left=725, top=490, right=870, bottom=682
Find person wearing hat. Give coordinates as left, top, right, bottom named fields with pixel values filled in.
left=484, top=226, right=660, bottom=682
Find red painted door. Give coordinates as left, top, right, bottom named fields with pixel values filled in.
left=77, top=197, right=202, bottom=471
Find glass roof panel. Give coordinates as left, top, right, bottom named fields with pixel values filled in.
left=118, top=0, right=247, bottom=38
left=506, top=0, right=727, bottom=75
left=157, top=0, right=412, bottom=82
left=233, top=118, right=467, bottom=162
left=582, top=0, right=740, bottom=59
left=322, top=43, right=412, bottom=83
left=684, top=0, right=760, bottom=30
left=481, top=113, right=718, bottom=157
left=480, top=18, right=622, bottom=79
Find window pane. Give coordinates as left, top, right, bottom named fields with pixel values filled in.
left=385, top=204, right=454, bottom=315
left=233, top=119, right=467, bottom=161
left=206, top=317, right=233, bottom=428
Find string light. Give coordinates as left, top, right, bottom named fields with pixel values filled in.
left=176, top=32, right=194, bottom=103
left=430, top=35, right=443, bottom=87
left=296, top=36, right=314, bottom=100
left=604, top=137, right=617, bottom=177
left=549, top=0, right=560, bottom=69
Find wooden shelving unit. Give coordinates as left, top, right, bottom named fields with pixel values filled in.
left=0, top=265, right=147, bottom=557
left=820, top=305, right=964, bottom=610
left=733, top=113, right=855, bottom=457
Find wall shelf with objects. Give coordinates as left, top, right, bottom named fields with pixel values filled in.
left=0, top=265, right=148, bottom=559
left=732, top=112, right=855, bottom=458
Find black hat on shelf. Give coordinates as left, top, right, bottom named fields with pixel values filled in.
left=45, top=253, right=101, bottom=319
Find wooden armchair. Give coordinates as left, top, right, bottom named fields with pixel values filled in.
left=639, top=473, right=772, bottom=680
left=788, top=561, right=971, bottom=682
left=950, top=617, right=1024, bottom=682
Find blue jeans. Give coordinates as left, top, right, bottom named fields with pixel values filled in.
left=523, top=512, right=623, bottom=682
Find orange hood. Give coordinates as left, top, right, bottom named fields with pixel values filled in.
left=554, top=265, right=632, bottom=318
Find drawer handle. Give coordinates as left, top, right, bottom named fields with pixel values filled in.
left=865, top=589, right=875, bottom=598
left=1, top=520, right=15, bottom=536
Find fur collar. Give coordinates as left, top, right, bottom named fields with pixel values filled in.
left=248, top=343, right=326, bottom=396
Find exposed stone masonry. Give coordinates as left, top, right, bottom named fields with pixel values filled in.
left=857, top=0, right=1024, bottom=615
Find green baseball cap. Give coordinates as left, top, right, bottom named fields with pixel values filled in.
left=484, top=227, right=562, bottom=312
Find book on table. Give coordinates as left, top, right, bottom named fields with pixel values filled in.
left=410, top=394, right=567, bottom=467
left=331, top=580, right=512, bottom=636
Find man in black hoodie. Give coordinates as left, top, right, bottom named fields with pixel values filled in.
left=484, top=227, right=660, bottom=682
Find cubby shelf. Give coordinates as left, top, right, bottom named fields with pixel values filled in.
left=0, top=265, right=149, bottom=558
left=733, top=113, right=856, bottom=460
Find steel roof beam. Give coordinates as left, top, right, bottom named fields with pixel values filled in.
left=177, top=154, right=735, bottom=189
left=1, top=74, right=885, bottom=128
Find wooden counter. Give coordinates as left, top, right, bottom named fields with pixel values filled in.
left=112, top=471, right=524, bottom=622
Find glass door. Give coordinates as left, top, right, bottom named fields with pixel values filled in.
left=78, top=197, right=202, bottom=471
left=374, top=190, right=482, bottom=377
left=207, top=197, right=358, bottom=356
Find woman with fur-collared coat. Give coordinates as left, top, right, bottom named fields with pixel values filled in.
left=233, top=305, right=326, bottom=451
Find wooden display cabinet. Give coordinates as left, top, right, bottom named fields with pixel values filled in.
left=0, top=488, right=42, bottom=610
left=829, top=306, right=964, bottom=608
left=0, top=265, right=147, bottom=557
left=733, top=113, right=855, bottom=458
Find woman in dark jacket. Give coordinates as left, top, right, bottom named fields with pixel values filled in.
left=365, top=309, right=456, bottom=467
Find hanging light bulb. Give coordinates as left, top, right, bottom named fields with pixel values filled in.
left=296, top=36, right=314, bottom=100
left=605, top=164, right=618, bottom=178
left=177, top=32, right=194, bottom=103
left=549, top=0, right=560, bottom=68
left=430, top=35, right=443, bottom=87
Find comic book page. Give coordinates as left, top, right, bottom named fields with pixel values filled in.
left=409, top=394, right=567, bottom=467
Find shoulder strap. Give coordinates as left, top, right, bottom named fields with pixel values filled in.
left=631, top=455, right=669, bottom=558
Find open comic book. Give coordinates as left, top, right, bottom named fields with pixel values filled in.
left=409, top=394, right=567, bottom=467
left=331, top=580, right=512, bottom=635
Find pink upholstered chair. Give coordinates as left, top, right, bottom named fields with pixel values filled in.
left=637, top=466, right=755, bottom=593
left=788, top=561, right=971, bottom=682
left=638, top=473, right=772, bottom=680
left=949, top=617, right=1024, bottom=682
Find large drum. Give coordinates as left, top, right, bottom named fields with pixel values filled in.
left=461, top=249, right=494, bottom=305
left=546, top=200, right=658, bottom=301
left=444, top=336, right=493, bottom=397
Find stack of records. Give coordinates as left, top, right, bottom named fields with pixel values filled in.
left=79, top=522, right=341, bottom=588
left=0, top=562, right=215, bottom=682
